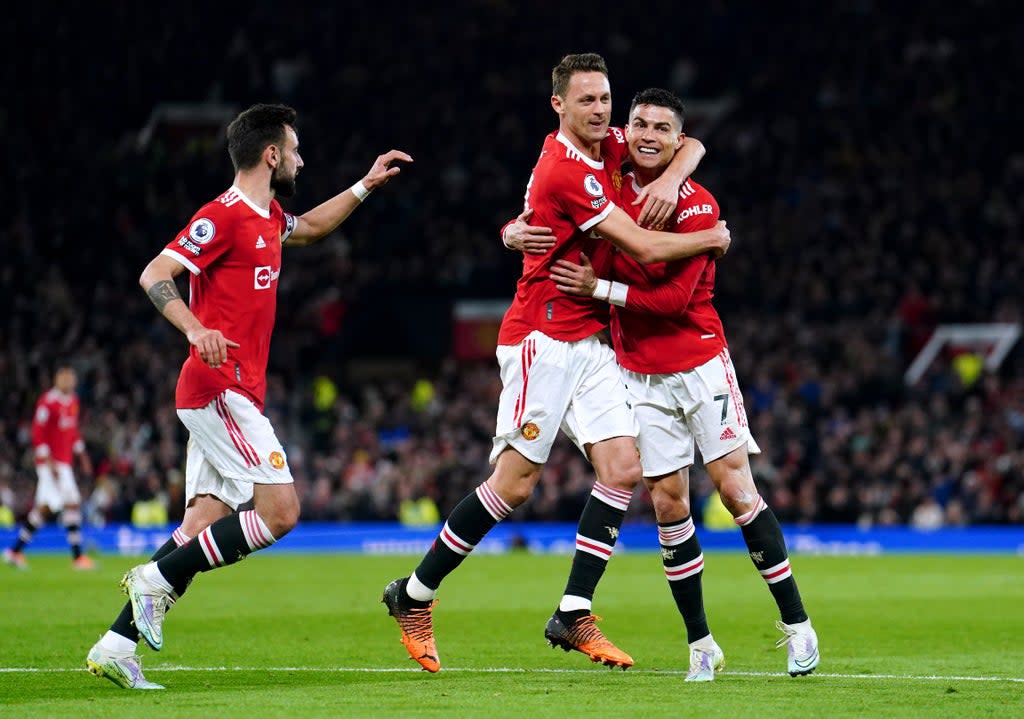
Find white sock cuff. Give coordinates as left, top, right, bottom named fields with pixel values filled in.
left=658, top=517, right=695, bottom=546
left=239, top=510, right=276, bottom=551
left=476, top=482, right=513, bottom=520
left=406, top=572, right=436, bottom=602
left=734, top=494, right=767, bottom=526
left=591, top=482, right=632, bottom=512
left=559, top=595, right=592, bottom=613
left=99, top=630, right=137, bottom=655
left=62, top=509, right=82, bottom=526
left=142, top=561, right=174, bottom=593
left=171, top=527, right=191, bottom=546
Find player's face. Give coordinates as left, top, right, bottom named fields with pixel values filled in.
left=626, top=104, right=683, bottom=173
left=54, top=367, right=76, bottom=393
left=553, top=71, right=611, bottom=146
left=271, top=126, right=304, bottom=197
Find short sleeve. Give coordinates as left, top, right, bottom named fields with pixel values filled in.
left=161, top=203, right=234, bottom=275
left=550, top=163, right=616, bottom=232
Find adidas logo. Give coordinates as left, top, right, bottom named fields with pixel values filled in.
left=719, top=427, right=737, bottom=441
left=255, top=235, right=266, bottom=248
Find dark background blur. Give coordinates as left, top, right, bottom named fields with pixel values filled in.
left=2, top=0, right=1022, bottom=530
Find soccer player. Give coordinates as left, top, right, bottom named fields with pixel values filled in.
left=547, top=88, right=821, bottom=679
left=381, top=54, right=731, bottom=674
left=86, top=103, right=411, bottom=690
left=3, top=361, right=94, bottom=571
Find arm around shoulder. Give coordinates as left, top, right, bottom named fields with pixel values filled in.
left=595, top=207, right=730, bottom=264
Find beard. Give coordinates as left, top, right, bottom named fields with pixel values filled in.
left=271, top=168, right=297, bottom=197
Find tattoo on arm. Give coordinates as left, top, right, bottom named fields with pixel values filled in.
left=147, top=280, right=182, bottom=314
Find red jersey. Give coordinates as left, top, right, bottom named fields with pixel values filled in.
left=161, top=186, right=296, bottom=410
left=610, top=175, right=726, bottom=374
left=32, top=388, right=84, bottom=464
left=497, top=130, right=629, bottom=344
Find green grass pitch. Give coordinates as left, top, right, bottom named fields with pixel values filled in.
left=2, top=550, right=1022, bottom=718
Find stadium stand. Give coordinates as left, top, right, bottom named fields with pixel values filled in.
left=1, top=1, right=1020, bottom=529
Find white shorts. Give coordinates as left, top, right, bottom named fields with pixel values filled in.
left=176, top=390, right=293, bottom=511
left=34, top=462, right=81, bottom=511
left=623, top=348, right=761, bottom=477
left=491, top=331, right=638, bottom=464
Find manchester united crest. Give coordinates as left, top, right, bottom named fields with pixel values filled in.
left=269, top=451, right=286, bottom=470
left=612, top=170, right=622, bottom=192
left=521, top=422, right=540, bottom=441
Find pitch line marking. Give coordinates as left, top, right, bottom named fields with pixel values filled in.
left=1, top=666, right=1022, bottom=683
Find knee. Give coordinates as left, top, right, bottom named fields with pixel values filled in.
left=601, top=456, right=643, bottom=493
left=491, top=468, right=541, bottom=507
left=717, top=472, right=759, bottom=517
left=262, top=498, right=300, bottom=539
left=652, top=491, right=689, bottom=522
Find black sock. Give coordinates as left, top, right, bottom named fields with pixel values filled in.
left=561, top=482, right=631, bottom=603
left=659, top=518, right=710, bottom=643
left=12, top=519, right=39, bottom=552
left=66, top=523, right=83, bottom=560
left=157, top=512, right=272, bottom=594
left=738, top=498, right=807, bottom=624
left=110, top=534, right=187, bottom=641
left=414, top=483, right=510, bottom=590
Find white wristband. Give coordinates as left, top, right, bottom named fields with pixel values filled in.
left=608, top=281, right=629, bottom=307
left=350, top=180, right=372, bottom=202
left=591, top=279, right=628, bottom=306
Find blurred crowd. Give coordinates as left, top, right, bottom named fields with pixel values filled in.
left=2, top=1, right=1021, bottom=529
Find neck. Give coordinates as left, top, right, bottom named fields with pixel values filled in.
left=632, top=166, right=664, bottom=188
left=560, top=125, right=602, bottom=161
left=233, top=171, right=274, bottom=209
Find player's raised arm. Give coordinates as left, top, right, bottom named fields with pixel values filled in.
left=139, top=253, right=238, bottom=369
left=594, top=206, right=729, bottom=264
left=287, top=149, right=413, bottom=246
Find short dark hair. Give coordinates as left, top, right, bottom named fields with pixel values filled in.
left=629, top=88, right=685, bottom=131
left=551, top=53, right=608, bottom=98
left=226, top=103, right=297, bottom=172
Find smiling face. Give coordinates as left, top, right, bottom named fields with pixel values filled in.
left=626, top=103, right=684, bottom=179
left=552, top=71, right=612, bottom=154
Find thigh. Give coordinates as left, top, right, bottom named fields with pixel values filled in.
left=684, top=349, right=761, bottom=464
left=491, top=332, right=576, bottom=465
left=562, top=340, right=637, bottom=453
left=177, top=390, right=294, bottom=485
left=623, top=369, right=695, bottom=477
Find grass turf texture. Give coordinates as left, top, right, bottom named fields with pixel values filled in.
left=1, top=551, right=1022, bottom=718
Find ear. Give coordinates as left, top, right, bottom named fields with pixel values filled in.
left=551, top=94, right=564, bottom=116
left=673, top=132, right=685, bottom=152
left=265, top=144, right=280, bottom=169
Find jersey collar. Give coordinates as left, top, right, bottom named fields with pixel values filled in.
left=555, top=132, right=605, bottom=170
left=229, top=185, right=271, bottom=219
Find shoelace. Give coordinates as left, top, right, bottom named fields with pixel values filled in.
left=774, top=620, right=796, bottom=649
left=563, top=615, right=614, bottom=648
left=397, top=602, right=437, bottom=643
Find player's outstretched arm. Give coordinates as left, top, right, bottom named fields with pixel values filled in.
left=633, top=136, right=706, bottom=228
left=139, top=253, right=238, bottom=369
left=288, top=150, right=413, bottom=246
left=595, top=206, right=730, bottom=264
